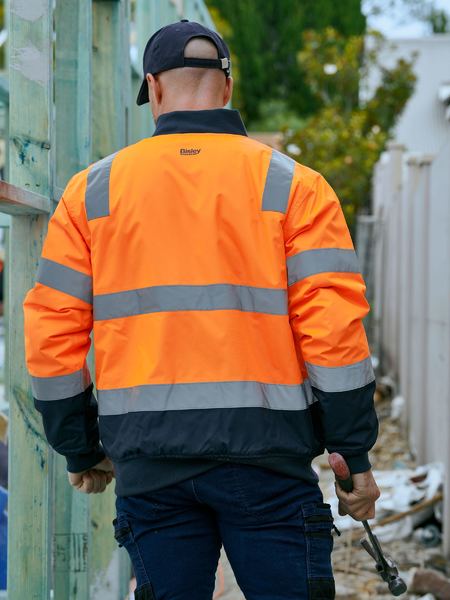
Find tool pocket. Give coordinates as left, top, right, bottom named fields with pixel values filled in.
left=300, top=501, right=336, bottom=600
left=135, top=582, right=157, bottom=600
left=112, top=515, right=157, bottom=599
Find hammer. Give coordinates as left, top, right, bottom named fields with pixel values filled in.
left=329, top=452, right=407, bottom=596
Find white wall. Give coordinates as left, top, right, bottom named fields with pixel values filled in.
left=364, top=35, right=450, bottom=154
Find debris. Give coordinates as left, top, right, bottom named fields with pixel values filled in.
left=390, top=395, right=405, bottom=421
left=328, top=463, right=444, bottom=540
left=413, top=525, right=442, bottom=549
left=409, top=568, right=450, bottom=600
left=373, top=516, right=414, bottom=544
left=377, top=492, right=444, bottom=528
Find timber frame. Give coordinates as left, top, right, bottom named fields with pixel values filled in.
left=3, top=1, right=217, bottom=597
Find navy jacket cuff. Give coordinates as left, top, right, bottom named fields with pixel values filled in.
left=344, top=452, right=372, bottom=474
left=66, top=446, right=106, bottom=474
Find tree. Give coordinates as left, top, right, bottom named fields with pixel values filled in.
left=284, top=29, right=416, bottom=231
left=206, top=0, right=366, bottom=123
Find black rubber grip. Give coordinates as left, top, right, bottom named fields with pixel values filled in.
left=337, top=476, right=354, bottom=493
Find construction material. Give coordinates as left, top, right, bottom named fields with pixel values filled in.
left=377, top=492, right=444, bottom=527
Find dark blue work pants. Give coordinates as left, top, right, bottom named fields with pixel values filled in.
left=113, top=462, right=335, bottom=600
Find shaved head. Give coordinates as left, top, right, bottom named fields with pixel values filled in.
left=146, top=37, right=233, bottom=121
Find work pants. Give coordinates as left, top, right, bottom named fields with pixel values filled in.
left=113, top=462, right=336, bottom=600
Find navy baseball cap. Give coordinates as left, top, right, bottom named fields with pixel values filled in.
left=136, top=19, right=231, bottom=106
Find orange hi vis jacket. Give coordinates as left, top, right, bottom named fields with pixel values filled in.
left=23, top=109, right=378, bottom=495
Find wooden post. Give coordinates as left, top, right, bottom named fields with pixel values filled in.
left=53, top=2, right=93, bottom=598
left=55, top=0, right=93, bottom=188
left=92, top=0, right=130, bottom=160
left=7, top=1, right=53, bottom=597
left=90, top=2, right=131, bottom=598
left=130, top=0, right=153, bottom=142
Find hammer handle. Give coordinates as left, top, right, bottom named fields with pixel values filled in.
left=328, top=452, right=354, bottom=493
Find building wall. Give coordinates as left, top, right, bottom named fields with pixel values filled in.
left=364, top=35, right=450, bottom=155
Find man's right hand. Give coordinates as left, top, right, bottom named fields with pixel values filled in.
left=68, top=457, right=115, bottom=494
left=335, top=469, right=380, bottom=521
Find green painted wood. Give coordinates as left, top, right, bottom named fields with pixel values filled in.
left=7, top=1, right=53, bottom=598
left=91, top=2, right=131, bottom=597
left=130, top=0, right=153, bottom=143
left=92, top=0, right=130, bottom=161
left=184, top=0, right=215, bottom=27
left=160, top=0, right=177, bottom=26
left=0, top=181, right=53, bottom=215
left=55, top=0, right=93, bottom=188
left=53, top=2, right=93, bottom=598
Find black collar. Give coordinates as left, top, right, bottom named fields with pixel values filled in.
left=153, top=108, right=248, bottom=137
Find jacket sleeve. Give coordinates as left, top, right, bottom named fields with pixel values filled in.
left=23, top=171, right=105, bottom=473
left=283, top=167, right=378, bottom=474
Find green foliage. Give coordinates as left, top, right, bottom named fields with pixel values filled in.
left=364, top=57, right=417, bottom=134
left=205, top=0, right=366, bottom=123
left=284, top=29, right=416, bottom=231
left=250, top=99, right=305, bottom=132
left=298, top=28, right=363, bottom=116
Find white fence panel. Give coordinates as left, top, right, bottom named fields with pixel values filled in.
left=370, top=142, right=450, bottom=556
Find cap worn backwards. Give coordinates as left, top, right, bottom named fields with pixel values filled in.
left=136, top=19, right=231, bottom=106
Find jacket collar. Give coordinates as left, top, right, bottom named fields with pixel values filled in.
left=153, top=108, right=248, bottom=137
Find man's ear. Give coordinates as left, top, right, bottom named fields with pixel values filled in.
left=146, top=73, right=162, bottom=105
left=223, top=76, right=233, bottom=106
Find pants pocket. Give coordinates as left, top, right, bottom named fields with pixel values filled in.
left=300, top=501, right=336, bottom=600
left=135, top=582, right=157, bottom=600
left=112, top=515, right=157, bottom=599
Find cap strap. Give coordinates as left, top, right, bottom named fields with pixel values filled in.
left=183, top=57, right=230, bottom=75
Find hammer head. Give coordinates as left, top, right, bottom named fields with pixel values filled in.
left=388, top=576, right=407, bottom=596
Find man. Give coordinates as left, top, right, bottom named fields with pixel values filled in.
left=23, top=19, right=379, bottom=600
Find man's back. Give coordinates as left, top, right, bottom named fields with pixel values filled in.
left=24, top=107, right=377, bottom=497
left=91, top=113, right=300, bottom=396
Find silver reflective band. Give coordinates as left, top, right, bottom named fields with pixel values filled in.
left=97, top=379, right=316, bottom=416
left=94, top=283, right=288, bottom=321
left=305, top=356, right=375, bottom=393
left=287, top=248, right=361, bottom=286
left=37, top=257, right=93, bottom=304
left=85, top=152, right=117, bottom=220
left=261, top=150, right=295, bottom=213
left=31, top=364, right=91, bottom=401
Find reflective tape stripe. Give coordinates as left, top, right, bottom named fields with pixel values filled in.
left=287, top=248, right=361, bottom=286
left=305, top=356, right=375, bottom=393
left=94, top=283, right=288, bottom=321
left=36, top=257, right=93, bottom=304
left=30, top=364, right=91, bottom=401
left=97, top=379, right=315, bottom=416
left=85, top=152, right=117, bottom=220
left=261, top=150, right=295, bottom=213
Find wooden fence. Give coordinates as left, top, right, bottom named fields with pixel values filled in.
left=370, top=141, right=450, bottom=556
left=1, top=1, right=217, bottom=597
